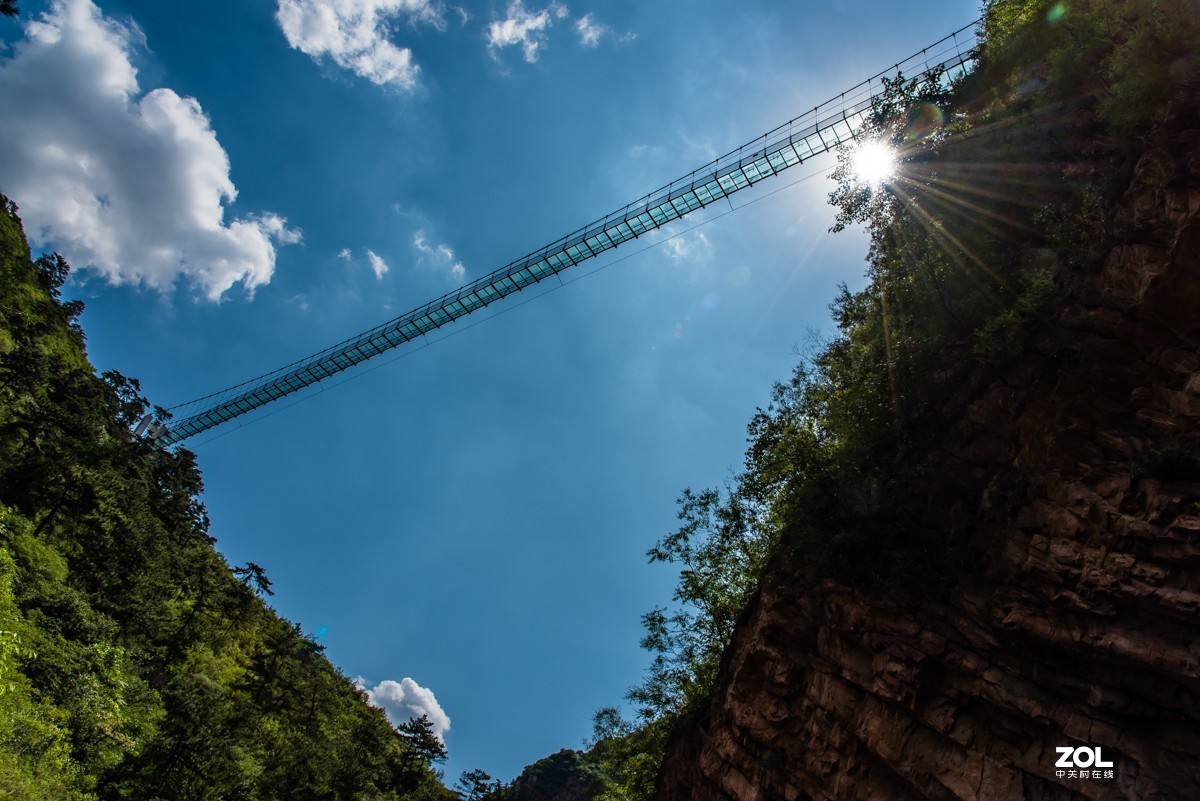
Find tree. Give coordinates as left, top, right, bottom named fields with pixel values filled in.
left=398, top=714, right=447, bottom=765
left=0, top=193, right=457, bottom=797
left=234, top=561, right=274, bottom=597
left=454, top=769, right=505, bottom=800
left=584, top=709, right=669, bottom=801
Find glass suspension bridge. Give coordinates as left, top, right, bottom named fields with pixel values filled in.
left=148, top=21, right=979, bottom=446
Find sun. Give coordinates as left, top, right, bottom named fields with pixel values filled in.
left=852, top=140, right=897, bottom=186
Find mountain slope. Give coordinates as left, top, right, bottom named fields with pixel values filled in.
left=0, top=195, right=453, bottom=799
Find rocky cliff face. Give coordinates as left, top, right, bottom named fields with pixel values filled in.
left=655, top=117, right=1200, bottom=799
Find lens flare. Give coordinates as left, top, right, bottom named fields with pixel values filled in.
left=906, top=101, right=945, bottom=140
left=852, top=141, right=896, bottom=186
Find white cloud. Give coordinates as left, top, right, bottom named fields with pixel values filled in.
left=365, top=248, right=390, bottom=279
left=276, top=0, right=447, bottom=88
left=0, top=0, right=299, bottom=300
left=487, top=1, right=567, bottom=63
left=574, top=13, right=634, bottom=48
left=656, top=227, right=714, bottom=287
left=663, top=229, right=710, bottom=262
left=412, top=229, right=465, bottom=283
left=354, top=677, right=451, bottom=741
left=574, top=13, right=604, bottom=47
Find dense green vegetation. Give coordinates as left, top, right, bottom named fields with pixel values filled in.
left=0, top=196, right=453, bottom=799
left=580, top=1, right=1200, bottom=797
left=3, top=0, right=1195, bottom=798
left=448, top=750, right=605, bottom=801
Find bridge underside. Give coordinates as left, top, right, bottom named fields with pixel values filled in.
left=159, top=22, right=978, bottom=446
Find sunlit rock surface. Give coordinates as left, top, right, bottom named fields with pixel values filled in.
left=656, top=109, right=1200, bottom=801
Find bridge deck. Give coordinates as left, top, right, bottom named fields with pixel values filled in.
left=159, top=22, right=978, bottom=446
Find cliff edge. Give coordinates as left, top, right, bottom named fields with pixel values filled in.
left=656, top=10, right=1200, bottom=801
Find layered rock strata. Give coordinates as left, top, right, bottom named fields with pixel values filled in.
left=656, top=123, right=1200, bottom=801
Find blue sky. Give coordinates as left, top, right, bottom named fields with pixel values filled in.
left=0, top=0, right=979, bottom=783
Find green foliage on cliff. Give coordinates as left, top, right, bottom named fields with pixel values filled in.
left=460, top=749, right=605, bottom=801
left=585, top=1, right=1200, bottom=798
left=0, top=195, right=453, bottom=799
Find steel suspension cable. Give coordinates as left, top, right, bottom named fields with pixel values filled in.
left=156, top=20, right=979, bottom=445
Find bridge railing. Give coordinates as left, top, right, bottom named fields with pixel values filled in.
left=158, top=21, right=978, bottom=446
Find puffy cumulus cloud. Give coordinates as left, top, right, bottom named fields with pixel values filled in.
left=412, top=229, right=465, bottom=283
left=487, top=1, right=567, bottom=63
left=0, top=0, right=299, bottom=300
left=276, top=0, right=447, bottom=88
left=354, top=677, right=450, bottom=740
left=365, top=248, right=390, bottom=279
